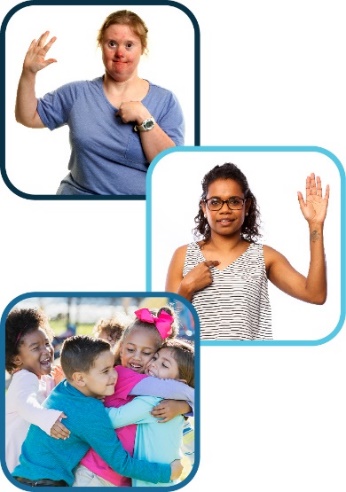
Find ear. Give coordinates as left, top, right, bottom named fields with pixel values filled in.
left=245, top=198, right=252, bottom=215
left=12, top=355, right=23, bottom=368
left=71, top=372, right=86, bottom=388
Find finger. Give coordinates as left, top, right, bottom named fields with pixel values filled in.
left=204, top=260, right=219, bottom=268
left=316, top=175, right=322, bottom=196
left=43, top=38, right=57, bottom=55
left=41, top=58, right=57, bottom=67
left=37, top=31, right=50, bottom=47
left=297, top=191, right=305, bottom=209
left=324, top=183, right=330, bottom=200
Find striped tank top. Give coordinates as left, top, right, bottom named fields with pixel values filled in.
left=183, top=242, right=272, bottom=340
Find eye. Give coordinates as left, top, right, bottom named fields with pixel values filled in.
left=108, top=40, right=117, bottom=48
left=143, top=351, right=153, bottom=357
left=210, top=198, right=221, bottom=206
left=126, top=42, right=133, bottom=49
left=229, top=198, right=242, bottom=206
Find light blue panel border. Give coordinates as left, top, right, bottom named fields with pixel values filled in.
left=146, top=145, right=346, bottom=347
left=0, top=291, right=200, bottom=491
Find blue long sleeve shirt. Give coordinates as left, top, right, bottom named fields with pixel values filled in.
left=12, top=380, right=171, bottom=485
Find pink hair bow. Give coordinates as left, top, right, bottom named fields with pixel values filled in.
left=134, top=308, right=173, bottom=340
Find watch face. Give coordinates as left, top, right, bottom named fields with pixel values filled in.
left=143, top=120, right=154, bottom=130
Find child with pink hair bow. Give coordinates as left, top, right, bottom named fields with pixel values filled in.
left=74, top=305, right=194, bottom=487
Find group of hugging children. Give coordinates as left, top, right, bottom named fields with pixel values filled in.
left=5, top=304, right=195, bottom=487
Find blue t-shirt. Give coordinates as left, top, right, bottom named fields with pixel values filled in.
left=12, top=380, right=171, bottom=486
left=37, top=77, right=185, bottom=195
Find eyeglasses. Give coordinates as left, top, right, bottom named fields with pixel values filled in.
left=204, top=196, right=245, bottom=211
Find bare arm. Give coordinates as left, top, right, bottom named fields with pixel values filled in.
left=266, top=173, right=329, bottom=304
left=165, top=245, right=219, bottom=301
left=115, top=101, right=176, bottom=162
left=15, top=31, right=57, bottom=128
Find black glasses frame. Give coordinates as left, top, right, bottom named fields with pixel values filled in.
left=204, top=196, right=246, bottom=211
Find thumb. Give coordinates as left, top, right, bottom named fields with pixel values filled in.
left=60, top=413, right=67, bottom=420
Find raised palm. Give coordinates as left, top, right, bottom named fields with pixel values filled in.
left=23, top=31, right=57, bottom=74
left=298, top=173, right=329, bottom=224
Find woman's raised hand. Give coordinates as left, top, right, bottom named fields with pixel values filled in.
left=23, top=31, right=57, bottom=74
left=297, top=173, right=330, bottom=224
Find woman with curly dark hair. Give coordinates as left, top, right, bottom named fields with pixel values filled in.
left=166, top=163, right=329, bottom=340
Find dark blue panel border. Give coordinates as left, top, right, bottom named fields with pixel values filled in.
left=0, top=291, right=200, bottom=491
left=0, top=1, right=200, bottom=200
left=146, top=145, right=346, bottom=347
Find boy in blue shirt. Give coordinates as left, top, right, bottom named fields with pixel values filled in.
left=11, top=335, right=182, bottom=487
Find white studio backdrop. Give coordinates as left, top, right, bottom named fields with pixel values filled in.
left=1, top=0, right=346, bottom=491
left=4, top=4, right=195, bottom=195
left=149, top=149, right=342, bottom=341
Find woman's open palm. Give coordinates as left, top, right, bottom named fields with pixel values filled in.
left=23, top=31, right=57, bottom=74
left=298, top=173, right=329, bottom=224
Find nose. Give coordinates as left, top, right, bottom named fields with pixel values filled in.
left=220, top=201, right=231, bottom=212
left=147, top=359, right=156, bottom=370
left=132, top=350, right=142, bottom=361
left=115, top=45, right=125, bottom=58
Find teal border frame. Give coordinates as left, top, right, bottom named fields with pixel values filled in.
left=146, top=145, right=346, bottom=346
left=0, top=0, right=200, bottom=200
left=0, top=291, right=200, bottom=491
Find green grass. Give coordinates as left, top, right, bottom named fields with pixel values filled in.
left=50, top=319, right=95, bottom=336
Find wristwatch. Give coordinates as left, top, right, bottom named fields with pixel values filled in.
left=134, top=116, right=156, bottom=132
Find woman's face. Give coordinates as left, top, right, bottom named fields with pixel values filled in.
left=13, top=328, right=54, bottom=378
left=119, top=328, right=159, bottom=373
left=101, top=24, right=143, bottom=82
left=201, top=178, right=250, bottom=237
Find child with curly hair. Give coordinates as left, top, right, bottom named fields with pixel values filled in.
left=5, top=308, right=70, bottom=473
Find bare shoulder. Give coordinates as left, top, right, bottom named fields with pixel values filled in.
left=169, top=244, right=189, bottom=264
left=166, top=244, right=190, bottom=290
left=262, top=244, right=286, bottom=267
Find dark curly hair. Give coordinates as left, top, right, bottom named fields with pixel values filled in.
left=193, top=163, right=261, bottom=243
left=5, top=308, right=54, bottom=374
left=114, top=306, right=178, bottom=365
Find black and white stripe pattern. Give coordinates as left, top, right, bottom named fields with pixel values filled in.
left=183, top=242, right=273, bottom=340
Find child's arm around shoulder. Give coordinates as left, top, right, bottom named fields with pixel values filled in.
left=106, top=395, right=162, bottom=428
left=130, top=376, right=194, bottom=411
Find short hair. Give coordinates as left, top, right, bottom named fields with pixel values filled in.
left=194, top=162, right=261, bottom=243
left=60, top=335, right=111, bottom=381
left=5, top=308, right=54, bottom=373
left=161, top=338, right=195, bottom=388
left=114, top=306, right=178, bottom=365
left=97, top=10, right=149, bottom=53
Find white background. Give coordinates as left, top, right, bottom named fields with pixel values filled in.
left=1, top=1, right=346, bottom=491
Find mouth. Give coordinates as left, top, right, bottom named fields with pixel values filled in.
left=129, top=362, right=142, bottom=372
left=40, top=357, right=52, bottom=369
left=217, top=218, right=235, bottom=225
